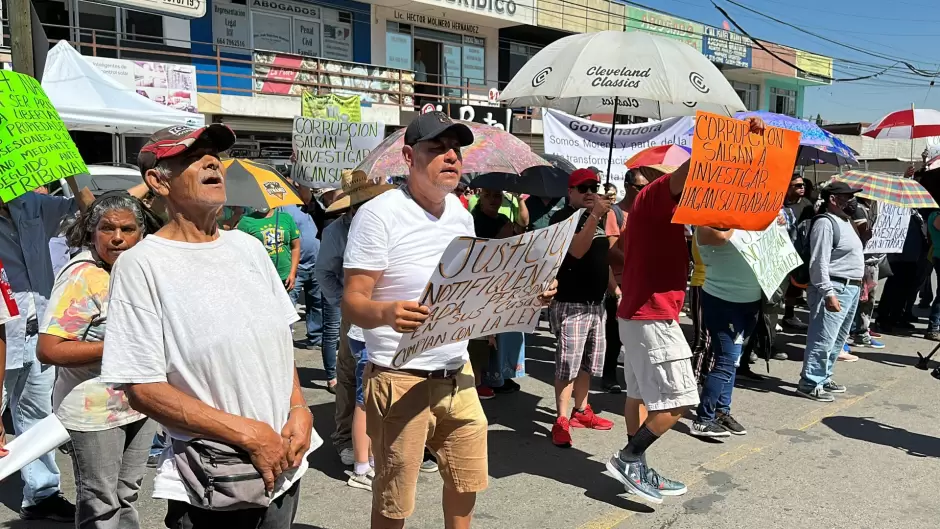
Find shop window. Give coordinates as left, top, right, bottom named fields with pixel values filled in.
left=770, top=87, right=797, bottom=116
left=253, top=12, right=293, bottom=54
left=250, top=5, right=350, bottom=61
left=124, top=10, right=163, bottom=45
left=508, top=42, right=539, bottom=82
left=732, top=81, right=760, bottom=111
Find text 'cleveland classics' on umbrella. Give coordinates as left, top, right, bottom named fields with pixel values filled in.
left=498, top=30, right=745, bottom=180
left=834, top=170, right=938, bottom=209
left=221, top=159, right=303, bottom=210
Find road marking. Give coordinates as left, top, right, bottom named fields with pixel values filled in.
left=575, top=375, right=904, bottom=529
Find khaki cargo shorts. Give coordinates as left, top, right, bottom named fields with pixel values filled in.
left=618, top=318, right=700, bottom=412
left=364, top=362, right=488, bottom=519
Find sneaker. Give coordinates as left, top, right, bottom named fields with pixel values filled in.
left=772, top=350, right=789, bottom=361
left=869, top=330, right=882, bottom=338
left=346, top=469, right=374, bottom=491
left=782, top=316, right=808, bottom=330
left=856, top=336, right=885, bottom=349
left=147, top=452, right=161, bottom=468
left=736, top=367, right=765, bottom=382
left=420, top=453, right=439, bottom=473
left=339, top=447, right=355, bottom=466
left=552, top=416, right=573, bottom=447
left=605, top=455, right=663, bottom=504
left=476, top=385, right=495, bottom=400
left=492, top=379, right=521, bottom=394
left=796, top=387, right=835, bottom=402
left=646, top=467, right=688, bottom=496
left=843, top=343, right=851, bottom=352
left=716, top=413, right=747, bottom=435
left=823, top=380, right=847, bottom=394
left=570, top=405, right=614, bottom=430
left=837, top=351, right=859, bottom=362
left=927, top=330, right=940, bottom=341
left=689, top=421, right=731, bottom=438
left=602, top=379, right=623, bottom=394
left=20, top=493, right=75, bottom=522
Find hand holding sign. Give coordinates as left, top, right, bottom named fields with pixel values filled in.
left=672, top=111, right=797, bottom=231
left=0, top=70, right=88, bottom=202
left=384, top=301, right=430, bottom=333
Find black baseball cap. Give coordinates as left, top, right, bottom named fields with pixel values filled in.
left=822, top=181, right=864, bottom=195
left=404, top=111, right=474, bottom=147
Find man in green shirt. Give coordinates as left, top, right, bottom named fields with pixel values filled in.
left=236, top=207, right=301, bottom=289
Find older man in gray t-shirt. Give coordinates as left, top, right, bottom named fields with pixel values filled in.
left=798, top=181, right=865, bottom=402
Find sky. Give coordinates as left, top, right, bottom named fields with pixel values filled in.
left=635, top=0, right=940, bottom=123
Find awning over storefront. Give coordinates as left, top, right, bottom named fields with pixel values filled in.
left=41, top=41, right=205, bottom=134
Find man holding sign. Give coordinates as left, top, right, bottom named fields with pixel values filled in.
left=343, top=112, right=556, bottom=528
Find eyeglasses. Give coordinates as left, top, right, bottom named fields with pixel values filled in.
left=573, top=183, right=599, bottom=194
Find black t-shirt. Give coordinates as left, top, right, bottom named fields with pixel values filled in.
left=472, top=209, right=510, bottom=238
left=549, top=206, right=609, bottom=304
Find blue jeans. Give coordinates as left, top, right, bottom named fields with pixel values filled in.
left=348, top=338, right=368, bottom=406
left=928, top=260, right=940, bottom=331
left=290, top=266, right=323, bottom=345
left=696, top=292, right=760, bottom=423
left=483, top=333, right=526, bottom=388
left=799, top=283, right=861, bottom=391
left=321, top=300, right=340, bottom=381
left=2, top=353, right=61, bottom=507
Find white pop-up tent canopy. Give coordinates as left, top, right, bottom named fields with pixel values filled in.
left=41, top=41, right=205, bottom=134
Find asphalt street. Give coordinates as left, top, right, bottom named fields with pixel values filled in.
left=2, top=309, right=940, bottom=529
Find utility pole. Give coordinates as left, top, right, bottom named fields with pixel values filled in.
left=9, top=0, right=35, bottom=77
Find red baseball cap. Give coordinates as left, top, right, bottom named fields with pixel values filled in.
left=569, top=168, right=600, bottom=188
left=137, top=123, right=236, bottom=174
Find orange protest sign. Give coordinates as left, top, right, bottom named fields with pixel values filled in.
left=672, top=111, right=799, bottom=231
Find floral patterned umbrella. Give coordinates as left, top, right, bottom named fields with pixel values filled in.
left=353, top=121, right=549, bottom=181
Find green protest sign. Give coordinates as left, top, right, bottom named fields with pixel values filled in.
left=0, top=70, right=87, bottom=202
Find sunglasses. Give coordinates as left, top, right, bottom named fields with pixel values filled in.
left=791, top=183, right=805, bottom=188
left=631, top=183, right=647, bottom=192
left=573, top=183, right=599, bottom=194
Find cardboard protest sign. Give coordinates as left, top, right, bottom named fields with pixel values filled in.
left=865, top=204, right=909, bottom=254
left=0, top=70, right=87, bottom=202
left=393, top=212, right=582, bottom=368
left=301, top=92, right=362, bottom=122
left=729, top=223, right=802, bottom=299
left=673, top=111, right=799, bottom=231
left=291, top=117, right=384, bottom=188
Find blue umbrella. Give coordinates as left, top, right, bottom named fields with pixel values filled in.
left=734, top=111, right=857, bottom=166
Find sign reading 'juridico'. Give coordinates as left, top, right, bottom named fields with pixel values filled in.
left=439, top=0, right=518, bottom=18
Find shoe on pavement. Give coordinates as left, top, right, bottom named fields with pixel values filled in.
left=853, top=335, right=885, bottom=349
left=716, top=413, right=747, bottom=435
left=646, top=467, right=688, bottom=496
left=772, top=350, right=789, bottom=361
left=690, top=421, right=731, bottom=438
left=838, top=351, right=859, bottom=362
left=823, top=380, right=847, bottom=394
left=20, top=493, right=75, bottom=522
left=869, top=330, right=882, bottom=338
left=552, top=416, right=573, bottom=448
left=420, top=453, right=439, bottom=473
left=570, top=405, right=614, bottom=430
left=782, top=317, right=808, bottom=330
left=492, top=379, right=521, bottom=394
left=605, top=455, right=663, bottom=504
left=346, top=469, right=374, bottom=491
left=339, top=447, right=355, bottom=466
left=602, top=379, right=623, bottom=394
left=736, top=368, right=766, bottom=382
left=927, top=330, right=940, bottom=341
left=796, top=387, right=835, bottom=402
left=476, top=385, right=495, bottom=400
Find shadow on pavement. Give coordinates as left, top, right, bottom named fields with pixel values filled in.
left=852, top=350, right=919, bottom=368
left=297, top=366, right=331, bottom=392
left=821, top=416, right=940, bottom=458
left=306, top=402, right=348, bottom=483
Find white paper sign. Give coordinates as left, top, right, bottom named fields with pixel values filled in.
left=212, top=1, right=250, bottom=50
left=730, top=223, right=803, bottom=299
left=393, top=212, right=583, bottom=367
left=542, top=108, right=694, bottom=199
left=865, top=204, right=910, bottom=254
left=0, top=415, right=70, bottom=482
left=291, top=117, right=385, bottom=188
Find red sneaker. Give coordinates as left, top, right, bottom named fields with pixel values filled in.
left=570, top=404, right=614, bottom=430
left=476, top=385, right=495, bottom=400
left=552, top=417, right=572, bottom=447
left=869, top=330, right=882, bottom=338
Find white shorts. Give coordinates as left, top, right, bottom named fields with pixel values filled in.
left=618, top=318, right=700, bottom=412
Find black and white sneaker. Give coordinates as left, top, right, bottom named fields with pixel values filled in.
left=716, top=413, right=747, bottom=435
left=823, top=380, right=846, bottom=394
left=690, top=421, right=731, bottom=438
left=796, top=387, right=834, bottom=402
left=605, top=454, right=663, bottom=504
left=646, top=467, right=688, bottom=496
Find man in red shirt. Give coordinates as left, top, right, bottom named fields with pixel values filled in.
left=606, top=118, right=765, bottom=505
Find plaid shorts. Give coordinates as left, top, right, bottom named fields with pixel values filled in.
left=550, top=301, right=607, bottom=381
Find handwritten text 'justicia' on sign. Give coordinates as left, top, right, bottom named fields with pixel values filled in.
left=291, top=117, right=384, bottom=189
left=0, top=70, right=88, bottom=202
left=392, top=212, right=582, bottom=368
left=672, top=111, right=800, bottom=231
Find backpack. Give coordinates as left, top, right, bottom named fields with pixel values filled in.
left=790, top=213, right=840, bottom=289
left=611, top=204, right=625, bottom=231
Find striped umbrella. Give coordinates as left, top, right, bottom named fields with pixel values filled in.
left=833, top=170, right=938, bottom=209
left=862, top=108, right=940, bottom=139
left=221, top=159, right=303, bottom=210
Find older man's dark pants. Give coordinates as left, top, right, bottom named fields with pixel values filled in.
left=331, top=318, right=355, bottom=456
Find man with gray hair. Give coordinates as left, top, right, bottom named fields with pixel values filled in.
left=100, top=124, right=313, bottom=528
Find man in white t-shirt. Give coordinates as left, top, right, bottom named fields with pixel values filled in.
left=343, top=112, right=555, bottom=529
left=100, top=124, right=313, bottom=529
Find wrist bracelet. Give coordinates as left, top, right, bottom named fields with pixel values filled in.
left=289, top=404, right=310, bottom=414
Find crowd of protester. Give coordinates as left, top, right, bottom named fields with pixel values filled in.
left=3, top=112, right=940, bottom=528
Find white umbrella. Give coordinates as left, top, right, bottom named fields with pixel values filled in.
left=499, top=31, right=745, bottom=119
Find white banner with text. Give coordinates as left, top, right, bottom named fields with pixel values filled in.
left=864, top=204, right=909, bottom=254
left=291, top=117, right=385, bottom=188
left=730, top=223, right=803, bottom=299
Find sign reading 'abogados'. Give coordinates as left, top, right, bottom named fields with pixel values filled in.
left=672, top=111, right=799, bottom=231
left=586, top=66, right=652, bottom=88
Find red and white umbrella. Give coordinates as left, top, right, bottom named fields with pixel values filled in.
left=862, top=107, right=940, bottom=139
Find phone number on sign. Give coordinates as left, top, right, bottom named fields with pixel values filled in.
left=163, top=0, right=199, bottom=8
